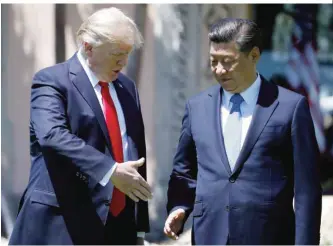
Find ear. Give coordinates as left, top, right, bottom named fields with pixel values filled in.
left=84, top=42, right=93, bottom=57
left=249, top=46, right=260, bottom=63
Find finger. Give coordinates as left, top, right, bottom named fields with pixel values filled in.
left=163, top=227, right=168, bottom=235
left=167, top=227, right=178, bottom=240
left=164, top=223, right=175, bottom=239
left=168, top=214, right=182, bottom=237
left=166, top=213, right=177, bottom=225
left=171, top=231, right=179, bottom=240
left=132, top=189, right=148, bottom=201
left=138, top=177, right=152, bottom=196
left=136, top=181, right=152, bottom=199
left=127, top=191, right=139, bottom=202
left=130, top=173, right=151, bottom=195
left=165, top=219, right=172, bottom=232
left=164, top=224, right=171, bottom=235
left=132, top=157, right=145, bottom=168
left=170, top=223, right=181, bottom=235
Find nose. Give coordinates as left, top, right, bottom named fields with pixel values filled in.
left=215, top=63, right=227, bottom=76
left=117, top=57, right=128, bottom=66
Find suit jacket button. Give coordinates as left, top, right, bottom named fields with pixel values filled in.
left=225, top=205, right=230, bottom=212
left=229, top=177, right=235, bottom=183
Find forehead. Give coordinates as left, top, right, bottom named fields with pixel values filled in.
left=209, top=42, right=239, bottom=57
left=97, top=42, right=132, bottom=53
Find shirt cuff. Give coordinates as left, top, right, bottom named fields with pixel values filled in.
left=99, top=163, right=117, bottom=186
left=137, top=232, right=145, bottom=238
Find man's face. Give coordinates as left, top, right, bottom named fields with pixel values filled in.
left=85, top=42, right=132, bottom=82
left=210, top=41, right=258, bottom=93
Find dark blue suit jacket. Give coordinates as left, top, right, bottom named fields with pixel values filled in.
left=9, top=54, right=149, bottom=245
left=167, top=77, right=322, bottom=245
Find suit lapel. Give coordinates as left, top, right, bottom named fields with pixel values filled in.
left=207, top=85, right=232, bottom=175
left=232, top=77, right=279, bottom=176
left=113, top=80, right=135, bottom=135
left=113, top=79, right=141, bottom=160
left=69, top=55, right=112, bottom=151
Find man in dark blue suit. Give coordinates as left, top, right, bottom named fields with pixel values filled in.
left=165, top=18, right=322, bottom=245
left=9, top=7, right=151, bottom=245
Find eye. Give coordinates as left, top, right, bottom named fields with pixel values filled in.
left=108, top=51, right=126, bottom=57
left=211, top=60, right=218, bottom=65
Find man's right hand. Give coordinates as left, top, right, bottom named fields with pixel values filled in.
left=164, top=208, right=186, bottom=240
left=110, top=157, right=152, bottom=202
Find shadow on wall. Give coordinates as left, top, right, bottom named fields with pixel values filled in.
left=145, top=36, right=177, bottom=243
left=146, top=5, right=199, bottom=242
left=64, top=4, right=89, bottom=59
left=1, top=4, right=38, bottom=238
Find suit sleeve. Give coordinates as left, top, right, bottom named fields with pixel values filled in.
left=31, top=72, right=114, bottom=189
left=292, top=96, right=322, bottom=245
left=167, top=101, right=198, bottom=222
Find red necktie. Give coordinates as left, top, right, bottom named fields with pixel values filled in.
left=99, top=81, right=125, bottom=216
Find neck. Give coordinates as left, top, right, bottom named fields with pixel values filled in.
left=79, top=48, right=104, bottom=81
left=247, top=71, right=257, bottom=85
left=239, top=70, right=257, bottom=93
left=85, top=58, right=105, bottom=82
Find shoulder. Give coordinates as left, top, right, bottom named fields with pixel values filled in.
left=32, top=58, right=72, bottom=90
left=276, top=84, right=305, bottom=106
left=187, top=84, right=220, bottom=106
left=260, top=75, right=304, bottom=107
left=34, top=59, right=71, bottom=81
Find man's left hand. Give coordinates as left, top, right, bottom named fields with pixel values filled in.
left=136, top=237, right=145, bottom=245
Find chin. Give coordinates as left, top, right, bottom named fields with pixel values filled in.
left=103, top=74, right=117, bottom=82
left=220, top=84, right=238, bottom=93
left=111, top=74, right=118, bottom=81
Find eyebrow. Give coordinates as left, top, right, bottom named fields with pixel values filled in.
left=110, top=50, right=129, bottom=56
left=210, top=54, right=234, bottom=58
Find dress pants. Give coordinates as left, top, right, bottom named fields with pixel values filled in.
left=104, top=198, right=137, bottom=245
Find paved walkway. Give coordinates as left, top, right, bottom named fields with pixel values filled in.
left=321, top=195, right=333, bottom=245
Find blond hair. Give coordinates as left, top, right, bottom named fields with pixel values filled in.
left=76, top=7, right=144, bottom=49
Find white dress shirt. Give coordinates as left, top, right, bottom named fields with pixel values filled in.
left=77, top=50, right=144, bottom=238
left=221, top=74, right=261, bottom=149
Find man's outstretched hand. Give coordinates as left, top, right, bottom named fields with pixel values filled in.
left=111, top=157, right=152, bottom=202
left=164, top=208, right=186, bottom=240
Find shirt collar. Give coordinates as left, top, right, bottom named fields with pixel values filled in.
left=223, top=73, right=261, bottom=107
left=77, top=48, right=101, bottom=88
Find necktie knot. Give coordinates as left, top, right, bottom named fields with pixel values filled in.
left=230, top=93, right=244, bottom=114
left=99, top=81, right=109, bottom=88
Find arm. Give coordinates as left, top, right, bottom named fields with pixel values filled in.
left=292, top=97, right=322, bottom=245
left=167, top=102, right=198, bottom=224
left=31, top=73, right=114, bottom=189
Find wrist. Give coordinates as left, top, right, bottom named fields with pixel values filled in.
left=110, top=162, right=119, bottom=179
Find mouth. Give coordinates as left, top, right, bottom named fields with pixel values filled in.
left=221, top=78, right=232, bottom=83
left=112, top=70, right=121, bottom=74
